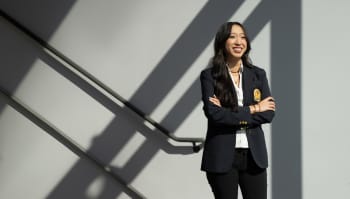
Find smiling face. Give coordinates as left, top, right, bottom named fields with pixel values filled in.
left=225, top=24, right=247, bottom=61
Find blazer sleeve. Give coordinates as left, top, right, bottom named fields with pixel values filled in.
left=200, top=69, right=253, bottom=126
left=250, top=69, right=275, bottom=125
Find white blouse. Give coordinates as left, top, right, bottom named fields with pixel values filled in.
left=228, top=64, right=249, bottom=148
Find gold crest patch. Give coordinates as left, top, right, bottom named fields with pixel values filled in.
left=253, top=88, right=261, bottom=102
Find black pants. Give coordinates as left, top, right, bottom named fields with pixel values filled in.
left=206, top=149, right=267, bottom=199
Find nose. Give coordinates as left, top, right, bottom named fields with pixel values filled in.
left=234, top=38, right=242, bottom=45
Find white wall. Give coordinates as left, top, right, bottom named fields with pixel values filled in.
left=0, top=0, right=349, bottom=198
left=302, top=0, right=350, bottom=198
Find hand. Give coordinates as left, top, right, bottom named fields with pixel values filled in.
left=257, top=96, right=275, bottom=112
left=209, top=95, right=221, bottom=107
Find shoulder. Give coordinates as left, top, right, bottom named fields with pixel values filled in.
left=200, top=67, right=213, bottom=79
left=245, top=64, right=267, bottom=79
left=245, top=64, right=266, bottom=74
left=201, top=67, right=212, bottom=75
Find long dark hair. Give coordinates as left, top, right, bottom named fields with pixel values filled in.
left=211, top=22, right=252, bottom=111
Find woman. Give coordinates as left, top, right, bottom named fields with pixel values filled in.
left=200, top=22, right=276, bottom=199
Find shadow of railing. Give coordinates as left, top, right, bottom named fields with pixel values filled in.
left=0, top=87, right=146, bottom=199
left=0, top=8, right=205, bottom=153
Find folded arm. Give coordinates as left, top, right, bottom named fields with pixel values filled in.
left=200, top=70, right=252, bottom=126
left=200, top=69, right=275, bottom=127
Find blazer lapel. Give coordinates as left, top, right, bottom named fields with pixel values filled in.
left=242, top=66, right=256, bottom=106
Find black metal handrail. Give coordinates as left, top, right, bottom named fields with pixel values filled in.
left=0, top=9, right=204, bottom=152
left=0, top=87, right=146, bottom=199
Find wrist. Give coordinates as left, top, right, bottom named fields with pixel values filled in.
left=249, top=105, right=256, bottom=114
left=254, top=104, right=260, bottom=113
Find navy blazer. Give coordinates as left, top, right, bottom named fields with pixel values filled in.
left=200, top=65, right=275, bottom=173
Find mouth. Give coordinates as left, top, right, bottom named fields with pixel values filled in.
left=232, top=47, right=243, bottom=53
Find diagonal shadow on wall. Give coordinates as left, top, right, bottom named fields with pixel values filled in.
left=0, top=0, right=77, bottom=114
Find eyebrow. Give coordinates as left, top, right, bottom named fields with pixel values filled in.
left=229, top=33, right=246, bottom=36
